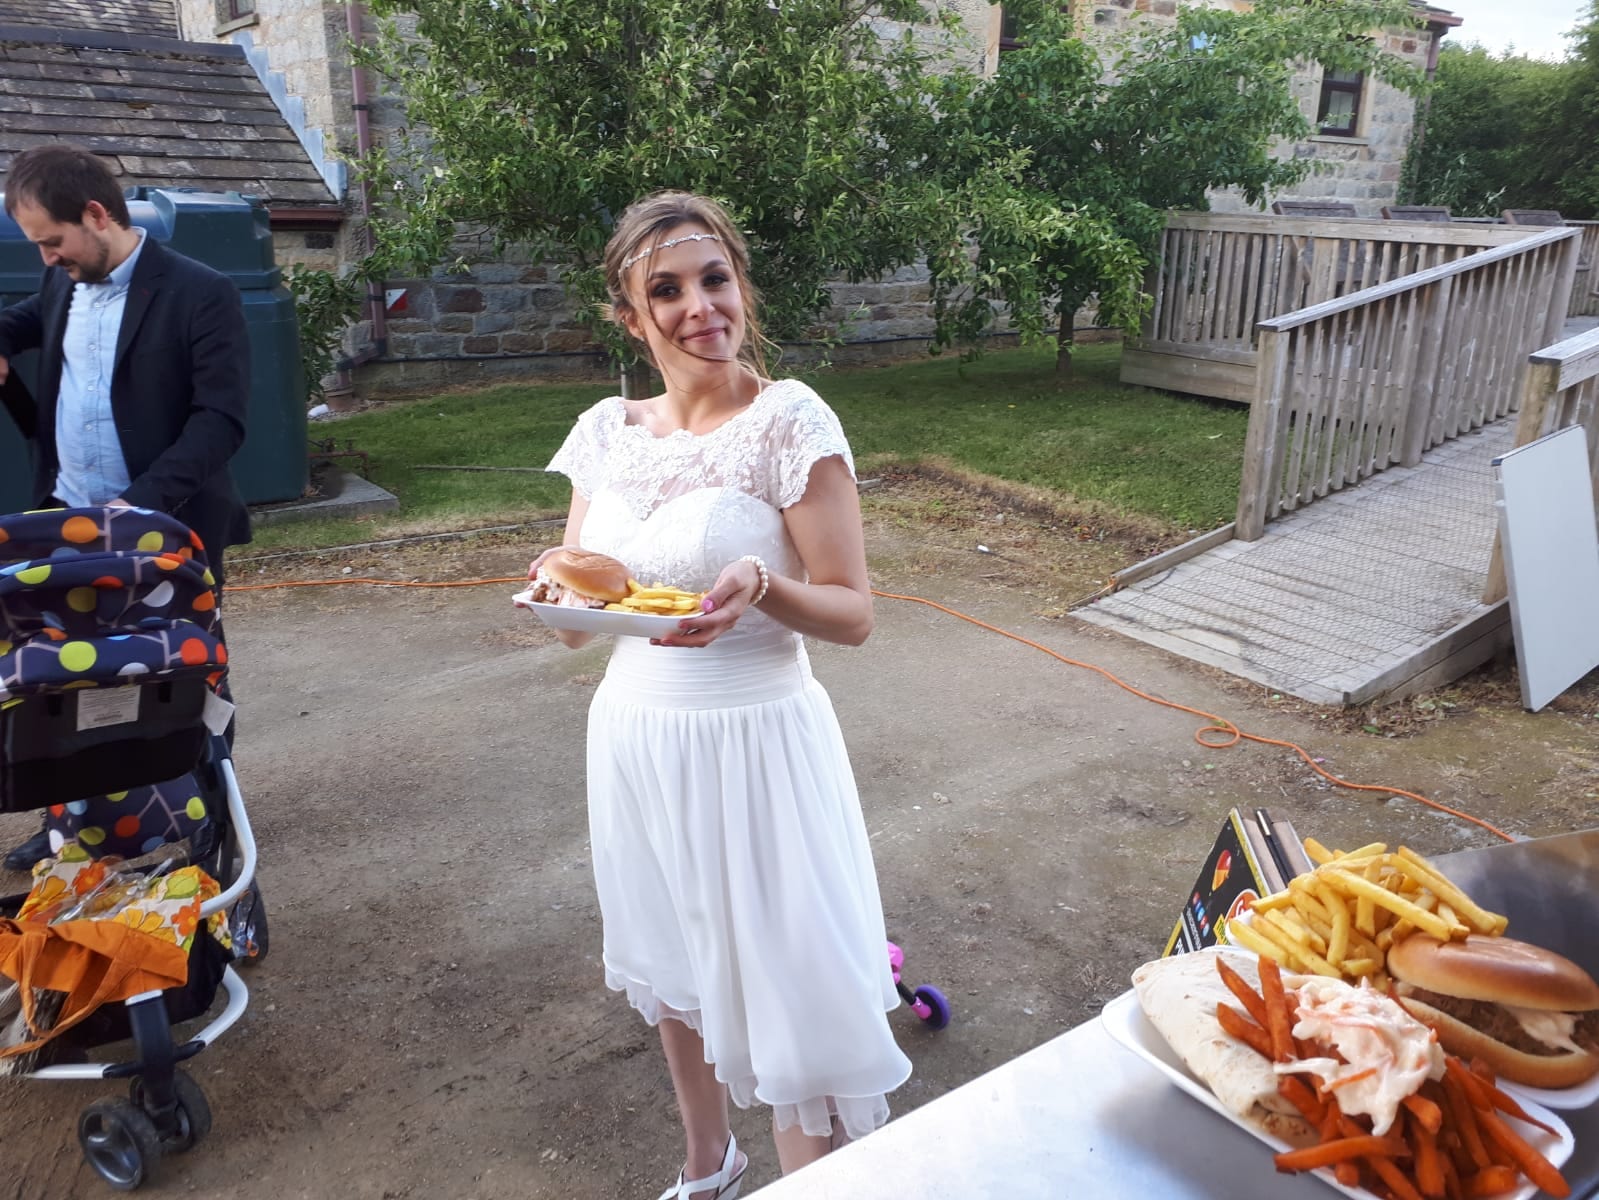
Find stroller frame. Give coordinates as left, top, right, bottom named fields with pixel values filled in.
left=0, top=504, right=261, bottom=1190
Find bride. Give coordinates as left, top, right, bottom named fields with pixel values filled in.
left=532, top=191, right=911, bottom=1199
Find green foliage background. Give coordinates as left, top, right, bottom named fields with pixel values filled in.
left=1401, top=4, right=1599, bottom=219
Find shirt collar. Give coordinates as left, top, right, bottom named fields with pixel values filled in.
left=102, top=227, right=148, bottom=290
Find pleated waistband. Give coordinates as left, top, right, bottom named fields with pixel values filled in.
left=599, top=628, right=814, bottom=709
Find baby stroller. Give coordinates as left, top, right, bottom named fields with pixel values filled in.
left=0, top=505, right=262, bottom=1191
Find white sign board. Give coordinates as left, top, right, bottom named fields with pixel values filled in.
left=1494, top=426, right=1599, bottom=711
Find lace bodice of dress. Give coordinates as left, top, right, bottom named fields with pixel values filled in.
left=546, top=380, right=856, bottom=625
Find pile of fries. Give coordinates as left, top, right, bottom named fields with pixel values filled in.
left=1228, top=841, right=1508, bottom=987
left=603, top=580, right=706, bottom=616
left=1216, top=956, right=1570, bottom=1200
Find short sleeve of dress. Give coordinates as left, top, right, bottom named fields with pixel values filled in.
left=766, top=383, right=856, bottom=510
left=546, top=398, right=620, bottom=499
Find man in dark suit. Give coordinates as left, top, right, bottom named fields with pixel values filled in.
left=0, top=143, right=251, bottom=869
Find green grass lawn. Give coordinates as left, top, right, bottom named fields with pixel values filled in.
left=252, top=341, right=1247, bottom=553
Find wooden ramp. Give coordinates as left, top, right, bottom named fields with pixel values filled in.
left=1074, top=420, right=1516, bottom=706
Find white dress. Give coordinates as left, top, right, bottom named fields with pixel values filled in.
left=547, top=379, right=912, bottom=1139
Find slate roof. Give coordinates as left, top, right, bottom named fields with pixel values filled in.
left=0, top=0, right=179, bottom=40
left=0, top=25, right=340, bottom=209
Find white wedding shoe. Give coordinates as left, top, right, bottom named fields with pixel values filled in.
left=658, top=1132, right=746, bottom=1200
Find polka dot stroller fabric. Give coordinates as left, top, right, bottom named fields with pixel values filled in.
left=45, top=775, right=211, bottom=860
left=0, top=508, right=228, bottom=850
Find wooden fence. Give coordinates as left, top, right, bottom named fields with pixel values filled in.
left=1483, top=324, right=1599, bottom=602
left=1571, top=221, right=1599, bottom=318
left=1122, top=212, right=1539, bottom=402
left=1235, top=226, right=1582, bottom=541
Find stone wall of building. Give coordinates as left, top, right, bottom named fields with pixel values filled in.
left=1077, top=0, right=1436, bottom=217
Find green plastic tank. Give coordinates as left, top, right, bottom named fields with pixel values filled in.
left=0, top=187, right=307, bottom=514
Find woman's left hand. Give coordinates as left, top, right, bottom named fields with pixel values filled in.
left=652, top=558, right=763, bottom=648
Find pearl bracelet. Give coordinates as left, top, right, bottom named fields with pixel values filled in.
left=739, top=554, right=770, bottom=607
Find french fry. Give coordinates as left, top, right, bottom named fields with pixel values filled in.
left=1357, top=859, right=1382, bottom=937
left=1442, top=1073, right=1493, bottom=1172
left=1304, top=837, right=1335, bottom=865
left=1324, top=869, right=1468, bottom=942
left=1395, top=848, right=1510, bottom=936
left=1263, top=908, right=1328, bottom=955
left=1314, top=880, right=1352, bottom=966
left=1226, top=915, right=1293, bottom=967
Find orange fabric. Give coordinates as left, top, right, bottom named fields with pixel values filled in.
left=0, top=917, right=189, bottom=1059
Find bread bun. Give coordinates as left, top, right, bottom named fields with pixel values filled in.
left=1398, top=997, right=1599, bottom=1089
left=543, top=548, right=631, bottom=603
left=1388, top=934, right=1599, bottom=1012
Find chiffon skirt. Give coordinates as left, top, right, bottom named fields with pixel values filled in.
left=586, top=629, right=911, bottom=1139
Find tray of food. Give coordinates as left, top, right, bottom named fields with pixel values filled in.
left=1105, top=947, right=1575, bottom=1200
left=1219, top=839, right=1599, bottom=1111
left=513, top=548, right=705, bottom=639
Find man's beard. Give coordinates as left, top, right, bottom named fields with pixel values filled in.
left=68, top=239, right=113, bottom=283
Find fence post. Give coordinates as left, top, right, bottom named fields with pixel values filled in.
left=1543, top=229, right=1583, bottom=343
left=1236, top=327, right=1289, bottom=540
left=1400, top=276, right=1454, bottom=467
left=1481, top=360, right=1563, bottom=604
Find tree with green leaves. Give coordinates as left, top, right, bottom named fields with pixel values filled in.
left=354, top=0, right=1082, bottom=385
left=1401, top=2, right=1597, bottom=220
left=946, top=0, right=1426, bottom=373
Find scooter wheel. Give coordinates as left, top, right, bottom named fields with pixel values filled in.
left=913, top=985, right=952, bottom=1030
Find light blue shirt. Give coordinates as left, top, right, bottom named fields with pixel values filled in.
left=54, top=228, right=148, bottom=508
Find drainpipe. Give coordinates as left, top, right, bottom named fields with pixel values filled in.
left=335, top=0, right=387, bottom=395
left=1408, top=11, right=1462, bottom=189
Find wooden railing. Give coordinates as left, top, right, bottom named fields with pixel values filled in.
left=1235, top=226, right=1583, bottom=541
left=1570, top=221, right=1599, bottom=318
left=1483, top=324, right=1599, bottom=602
left=1124, top=213, right=1539, bottom=402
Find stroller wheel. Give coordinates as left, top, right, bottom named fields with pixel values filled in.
left=130, top=1070, right=212, bottom=1152
left=79, top=1099, right=161, bottom=1191
left=230, top=878, right=269, bottom=966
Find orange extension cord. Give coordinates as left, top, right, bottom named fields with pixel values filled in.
left=229, top=575, right=1516, bottom=844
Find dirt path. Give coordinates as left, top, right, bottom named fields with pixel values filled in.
left=1, top=479, right=1594, bottom=1198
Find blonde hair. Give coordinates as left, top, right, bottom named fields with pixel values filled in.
left=602, top=191, right=776, bottom=381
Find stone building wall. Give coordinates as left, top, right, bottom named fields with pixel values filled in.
left=1078, top=0, right=1438, bottom=217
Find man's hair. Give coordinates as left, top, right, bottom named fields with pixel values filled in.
left=3, top=144, right=131, bottom=227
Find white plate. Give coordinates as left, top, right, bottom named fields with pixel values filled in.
left=1499, top=1071, right=1599, bottom=1113
left=511, top=590, right=689, bottom=639
left=1101, top=979, right=1576, bottom=1200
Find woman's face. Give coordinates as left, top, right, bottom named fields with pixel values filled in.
left=623, top=222, right=746, bottom=373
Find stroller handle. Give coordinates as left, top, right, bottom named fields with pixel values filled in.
left=198, top=754, right=257, bottom=921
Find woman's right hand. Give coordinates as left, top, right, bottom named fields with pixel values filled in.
left=527, top=544, right=578, bottom=581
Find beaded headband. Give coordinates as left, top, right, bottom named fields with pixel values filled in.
left=620, top=231, right=723, bottom=271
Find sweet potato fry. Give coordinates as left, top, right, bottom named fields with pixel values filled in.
left=1461, top=1165, right=1521, bottom=1198
left=1277, top=1074, right=1327, bottom=1127
left=1403, top=1091, right=1444, bottom=1136
left=1411, top=1109, right=1446, bottom=1199
left=1475, top=1106, right=1571, bottom=1199
left=1275, top=1135, right=1411, bottom=1172
left=1216, top=1001, right=1273, bottom=1061
left=1216, top=958, right=1270, bottom=1029
left=1257, top=956, right=1295, bottom=1062
left=1337, top=1114, right=1426, bottom=1200
left=1441, top=1075, right=1491, bottom=1172
left=1464, top=1066, right=1561, bottom=1138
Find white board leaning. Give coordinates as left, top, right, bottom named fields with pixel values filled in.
left=1493, top=425, right=1599, bottom=712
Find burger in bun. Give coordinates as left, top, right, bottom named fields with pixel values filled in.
left=528, top=548, right=632, bottom=609
left=1389, top=933, right=1599, bottom=1089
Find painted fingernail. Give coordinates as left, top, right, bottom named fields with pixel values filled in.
left=701, top=597, right=717, bottom=613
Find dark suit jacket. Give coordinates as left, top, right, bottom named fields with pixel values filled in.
left=0, top=236, right=252, bottom=568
